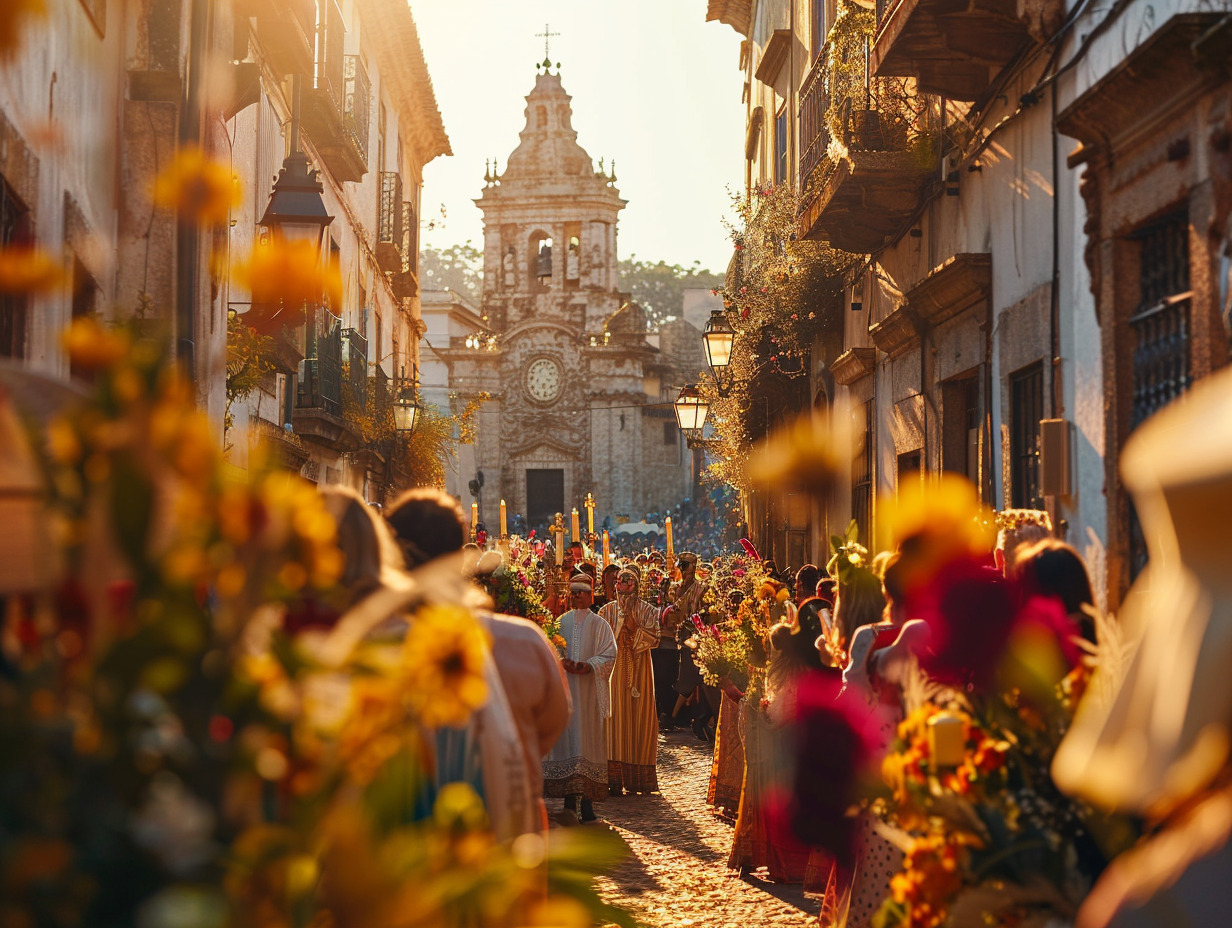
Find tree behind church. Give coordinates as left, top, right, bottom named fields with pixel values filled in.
left=419, top=242, right=723, bottom=328
left=618, top=257, right=724, bottom=328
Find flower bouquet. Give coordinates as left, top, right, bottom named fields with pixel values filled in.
left=477, top=563, right=551, bottom=622
left=0, top=314, right=634, bottom=928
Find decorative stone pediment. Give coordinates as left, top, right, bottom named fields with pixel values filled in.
left=508, top=437, right=583, bottom=462
left=829, top=347, right=877, bottom=385
left=1057, top=13, right=1228, bottom=154
left=869, top=306, right=921, bottom=357
left=906, top=253, right=991, bottom=326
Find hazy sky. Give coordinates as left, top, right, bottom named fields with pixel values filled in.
left=410, top=0, right=746, bottom=273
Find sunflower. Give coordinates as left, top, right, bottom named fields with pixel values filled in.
left=401, top=605, right=491, bottom=727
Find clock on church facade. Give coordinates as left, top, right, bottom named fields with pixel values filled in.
left=525, top=357, right=563, bottom=403
left=440, top=65, right=694, bottom=533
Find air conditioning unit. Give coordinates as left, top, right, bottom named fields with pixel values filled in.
left=1038, top=418, right=1072, bottom=497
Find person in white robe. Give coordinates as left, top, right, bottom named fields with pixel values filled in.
left=542, top=573, right=618, bottom=823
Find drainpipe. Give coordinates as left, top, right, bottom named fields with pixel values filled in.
left=1049, top=82, right=1062, bottom=419
left=176, top=0, right=210, bottom=386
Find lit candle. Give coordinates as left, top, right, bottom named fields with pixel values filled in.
left=571, top=508, right=580, bottom=542
left=471, top=502, right=478, bottom=528
left=665, top=516, right=673, bottom=557
left=587, top=503, right=595, bottom=536
left=499, top=499, right=507, bottom=537
left=602, top=530, right=610, bottom=567
left=928, top=712, right=966, bottom=768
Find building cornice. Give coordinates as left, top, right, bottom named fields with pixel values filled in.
left=357, top=0, right=451, bottom=168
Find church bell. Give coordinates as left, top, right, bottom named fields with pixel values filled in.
left=536, top=242, right=553, bottom=279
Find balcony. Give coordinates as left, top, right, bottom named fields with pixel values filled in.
left=300, top=1, right=367, bottom=183
left=871, top=0, right=1062, bottom=101
left=391, top=201, right=419, bottom=299
left=376, top=172, right=403, bottom=273
left=798, top=33, right=938, bottom=254
left=244, top=0, right=314, bottom=78
left=340, top=327, right=368, bottom=418
left=294, top=308, right=361, bottom=450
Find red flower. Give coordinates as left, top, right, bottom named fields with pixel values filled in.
left=789, top=672, right=889, bottom=865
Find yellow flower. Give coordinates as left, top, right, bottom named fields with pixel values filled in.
left=881, top=472, right=994, bottom=555
left=747, top=402, right=855, bottom=498
left=152, top=146, right=241, bottom=226
left=0, top=244, right=68, bottom=294
left=232, top=239, right=343, bottom=326
left=0, top=0, right=45, bottom=60
left=60, top=317, right=130, bottom=373
left=401, top=604, right=491, bottom=728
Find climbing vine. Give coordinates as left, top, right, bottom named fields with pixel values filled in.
left=705, top=183, right=856, bottom=493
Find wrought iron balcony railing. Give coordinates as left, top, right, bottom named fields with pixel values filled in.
left=798, top=56, right=831, bottom=198
left=403, top=202, right=418, bottom=274
left=796, top=20, right=938, bottom=252
left=300, top=0, right=366, bottom=182
left=297, top=307, right=343, bottom=417
left=344, top=55, right=370, bottom=165
left=378, top=173, right=403, bottom=248
left=341, top=326, right=369, bottom=416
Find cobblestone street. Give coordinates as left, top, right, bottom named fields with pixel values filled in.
left=589, top=729, right=816, bottom=928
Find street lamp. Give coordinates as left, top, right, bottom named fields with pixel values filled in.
left=394, top=369, right=422, bottom=434
left=702, top=309, right=736, bottom=397
left=258, top=149, right=334, bottom=248
left=673, top=383, right=710, bottom=437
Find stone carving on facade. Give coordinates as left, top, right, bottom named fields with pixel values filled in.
left=589, top=244, right=604, bottom=289
left=566, top=240, right=580, bottom=279
left=502, top=246, right=515, bottom=289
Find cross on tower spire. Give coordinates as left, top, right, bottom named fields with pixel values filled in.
left=535, top=23, right=560, bottom=65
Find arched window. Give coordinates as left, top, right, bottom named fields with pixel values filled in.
left=528, top=231, right=553, bottom=289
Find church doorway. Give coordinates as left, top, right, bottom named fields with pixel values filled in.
left=526, top=468, right=564, bottom=526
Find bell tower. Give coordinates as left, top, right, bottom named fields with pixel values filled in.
left=449, top=60, right=690, bottom=537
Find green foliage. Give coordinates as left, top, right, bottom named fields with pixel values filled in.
left=225, top=314, right=276, bottom=440
left=388, top=395, right=487, bottom=490
left=617, top=257, right=724, bottom=328
left=418, top=241, right=725, bottom=330
left=419, top=240, right=484, bottom=303
left=705, top=183, right=855, bottom=492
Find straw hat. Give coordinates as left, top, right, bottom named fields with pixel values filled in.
left=1054, top=365, right=1232, bottom=816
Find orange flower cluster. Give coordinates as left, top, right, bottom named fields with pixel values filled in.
left=0, top=244, right=68, bottom=295
left=232, top=238, right=343, bottom=331
left=152, top=145, right=241, bottom=226
left=890, top=832, right=983, bottom=928
left=51, top=318, right=343, bottom=627
left=883, top=704, right=1011, bottom=816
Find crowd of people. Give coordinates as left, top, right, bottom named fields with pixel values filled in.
left=446, top=494, right=1124, bottom=926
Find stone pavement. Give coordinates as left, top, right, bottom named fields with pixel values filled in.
left=589, top=728, right=817, bottom=928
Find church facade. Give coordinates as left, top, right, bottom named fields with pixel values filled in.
left=439, top=68, right=694, bottom=535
